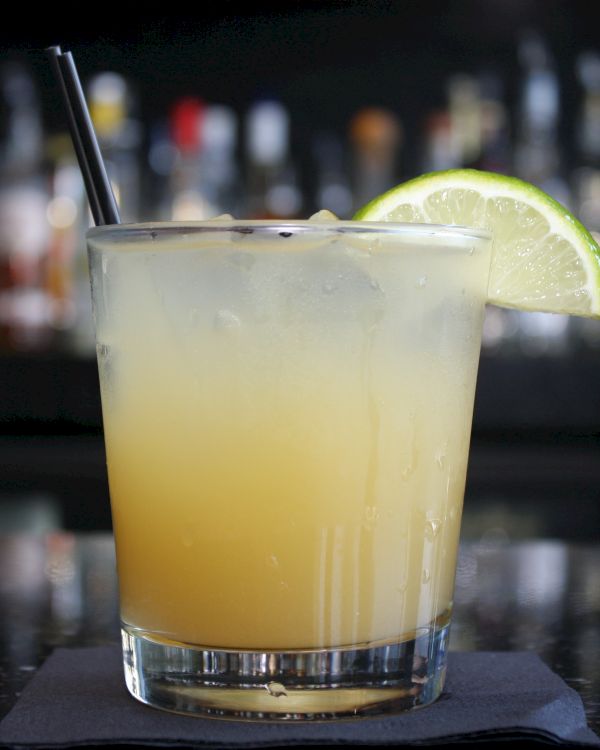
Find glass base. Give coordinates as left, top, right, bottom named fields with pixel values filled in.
left=121, top=615, right=450, bottom=720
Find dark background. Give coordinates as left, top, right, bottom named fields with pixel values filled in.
left=2, top=0, right=600, bottom=539
left=5, top=0, right=600, bottom=177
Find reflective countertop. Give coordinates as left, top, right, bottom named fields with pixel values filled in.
left=0, top=534, right=599, bottom=735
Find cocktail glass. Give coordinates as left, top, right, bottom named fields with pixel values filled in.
left=87, top=219, right=491, bottom=719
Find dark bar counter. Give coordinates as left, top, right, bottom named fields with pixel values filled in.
left=0, top=534, right=598, bottom=735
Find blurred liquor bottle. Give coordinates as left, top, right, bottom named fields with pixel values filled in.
left=311, top=132, right=353, bottom=218
left=147, top=120, right=176, bottom=220
left=45, top=135, right=86, bottom=353
left=0, top=62, right=52, bottom=352
left=198, top=105, right=241, bottom=217
left=169, top=97, right=205, bottom=219
left=245, top=99, right=302, bottom=219
left=514, top=31, right=569, bottom=204
left=169, top=98, right=241, bottom=220
left=471, top=72, right=523, bottom=356
left=425, top=71, right=510, bottom=176
left=571, top=51, right=600, bottom=350
left=349, top=107, right=402, bottom=214
left=511, top=31, right=570, bottom=356
left=422, top=111, right=460, bottom=172
left=88, top=72, right=142, bottom=223
left=475, top=72, right=511, bottom=175
left=447, top=74, right=483, bottom=168
left=59, top=72, right=144, bottom=357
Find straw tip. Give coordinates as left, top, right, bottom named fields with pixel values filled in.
left=46, top=45, right=63, bottom=56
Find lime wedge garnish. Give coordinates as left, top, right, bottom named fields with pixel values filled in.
left=354, top=168, right=600, bottom=317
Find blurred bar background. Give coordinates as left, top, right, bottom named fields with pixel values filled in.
left=1, top=0, right=599, bottom=540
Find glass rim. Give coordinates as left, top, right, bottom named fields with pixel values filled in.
left=87, top=219, right=492, bottom=244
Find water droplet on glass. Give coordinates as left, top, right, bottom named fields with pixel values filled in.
left=400, top=463, right=414, bottom=480
left=267, top=554, right=279, bottom=568
left=365, top=506, right=379, bottom=523
left=417, top=276, right=428, bottom=288
left=435, top=449, right=446, bottom=470
left=425, top=518, right=442, bottom=541
left=214, top=309, right=241, bottom=332
left=322, top=282, right=337, bottom=295
left=422, top=568, right=431, bottom=584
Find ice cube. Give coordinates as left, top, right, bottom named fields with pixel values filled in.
left=308, top=209, right=340, bottom=221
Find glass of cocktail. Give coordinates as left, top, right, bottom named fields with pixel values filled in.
left=87, top=219, right=492, bottom=719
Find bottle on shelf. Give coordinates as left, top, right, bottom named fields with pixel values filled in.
left=169, top=99, right=241, bottom=220
left=510, top=31, right=571, bottom=357
left=147, top=120, right=177, bottom=220
left=199, top=104, right=241, bottom=217
left=88, top=72, right=142, bottom=223
left=45, top=134, right=86, bottom=352
left=348, top=107, right=402, bottom=214
left=0, top=61, right=52, bottom=352
left=422, top=111, right=460, bottom=173
left=350, top=107, right=403, bottom=216
left=244, top=99, right=302, bottom=219
left=447, top=74, right=482, bottom=168
left=475, top=72, right=511, bottom=175
left=311, top=132, right=352, bottom=218
left=571, top=51, right=600, bottom=350
left=514, top=30, right=569, bottom=205
left=169, top=97, right=206, bottom=220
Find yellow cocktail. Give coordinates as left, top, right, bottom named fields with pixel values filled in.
left=88, top=220, right=491, bottom=717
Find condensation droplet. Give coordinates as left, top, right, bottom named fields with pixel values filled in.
left=267, top=554, right=279, bottom=568
left=425, top=518, right=442, bottom=541
left=422, top=568, right=431, bottom=584
left=400, top=464, right=414, bottom=480
left=435, top=445, right=447, bottom=470
left=417, top=276, right=428, bottom=288
left=214, top=309, right=241, bottom=332
left=365, top=506, right=379, bottom=523
left=322, top=282, right=337, bottom=295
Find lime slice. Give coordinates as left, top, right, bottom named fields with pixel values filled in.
left=354, top=168, right=600, bottom=317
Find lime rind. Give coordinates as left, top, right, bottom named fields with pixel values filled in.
left=354, top=169, right=600, bottom=317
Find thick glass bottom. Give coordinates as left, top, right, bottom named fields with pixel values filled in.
left=121, top=614, right=450, bottom=720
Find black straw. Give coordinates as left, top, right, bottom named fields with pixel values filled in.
left=46, top=46, right=121, bottom=226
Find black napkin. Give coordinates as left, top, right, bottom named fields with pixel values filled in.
left=0, top=646, right=598, bottom=748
